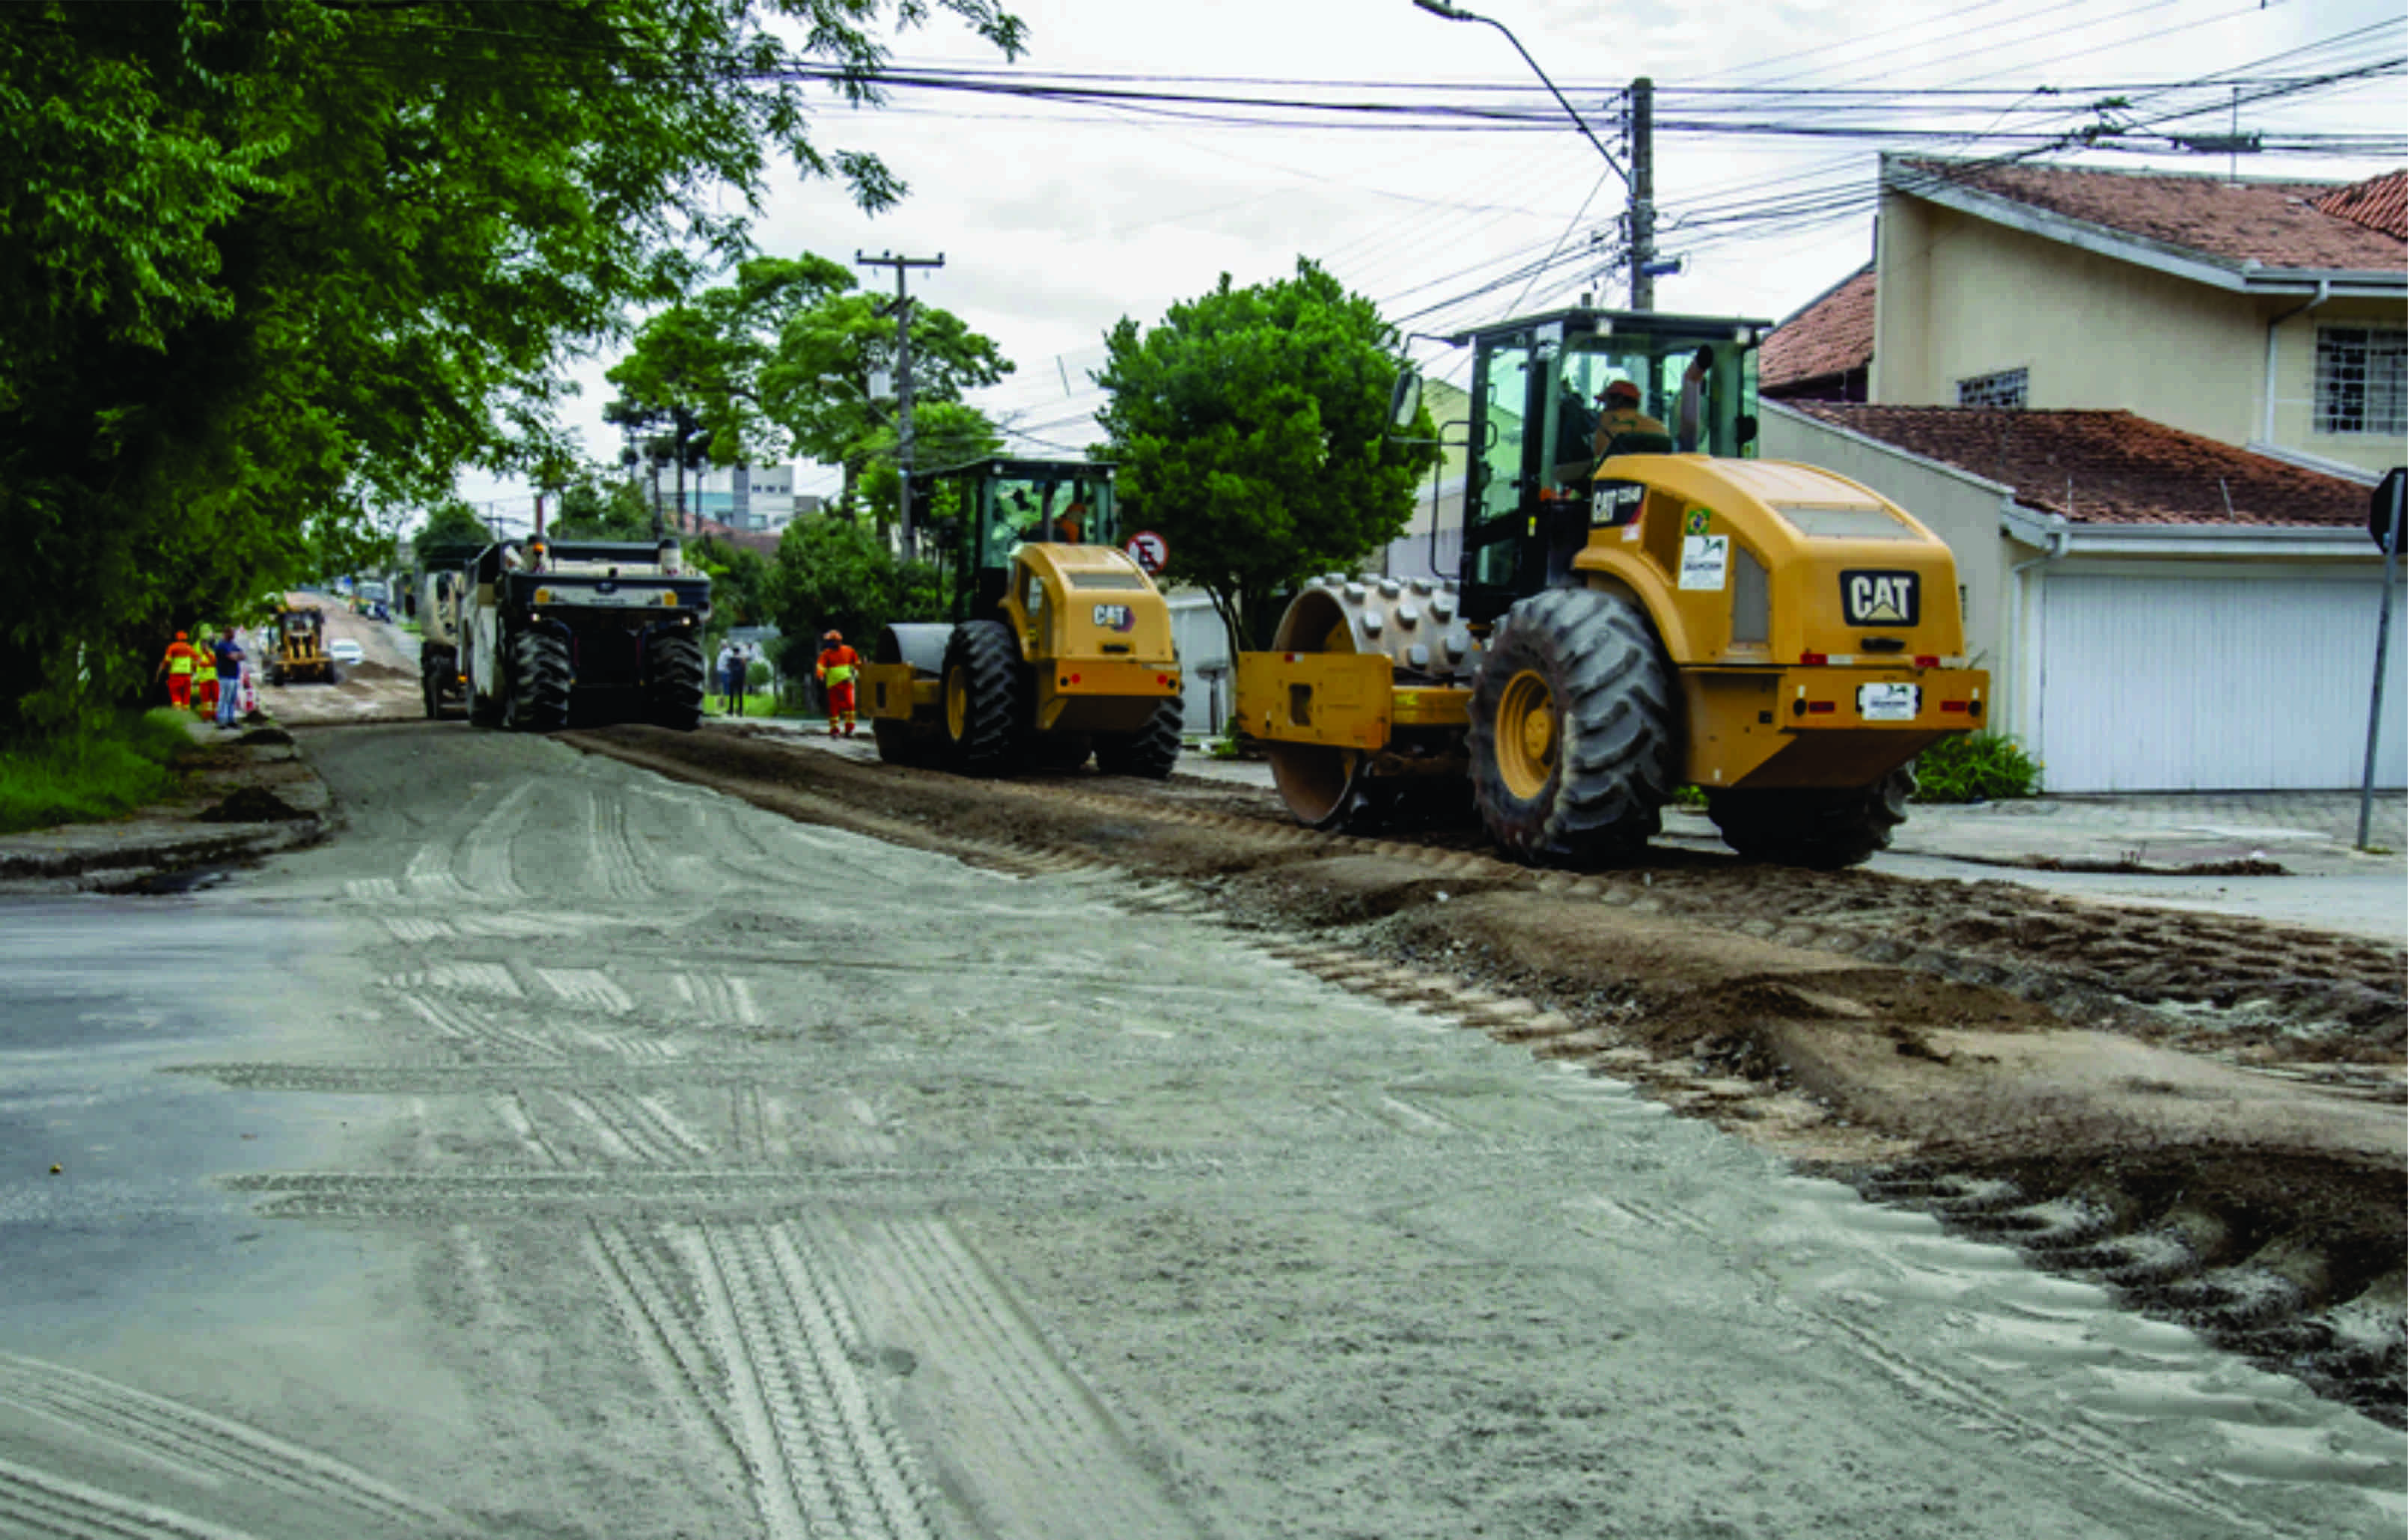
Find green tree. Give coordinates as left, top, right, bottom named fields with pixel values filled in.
left=853, top=402, right=1007, bottom=527
left=693, top=537, right=770, bottom=630
left=609, top=253, right=1013, bottom=532
left=0, top=0, right=1025, bottom=736
left=551, top=474, right=656, bottom=541
left=412, top=500, right=495, bottom=559
left=1094, top=258, right=1439, bottom=661
left=764, top=516, right=941, bottom=675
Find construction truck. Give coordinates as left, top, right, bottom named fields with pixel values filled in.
left=860, top=457, right=1183, bottom=777
left=1234, top=306, right=1988, bottom=870
left=453, top=535, right=710, bottom=732
left=264, top=603, right=338, bottom=685
left=413, top=540, right=486, bottom=719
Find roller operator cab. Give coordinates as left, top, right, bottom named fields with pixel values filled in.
left=1235, top=307, right=1990, bottom=870
left=861, top=458, right=1183, bottom=777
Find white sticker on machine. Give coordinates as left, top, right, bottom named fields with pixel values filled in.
left=1678, top=534, right=1730, bottom=590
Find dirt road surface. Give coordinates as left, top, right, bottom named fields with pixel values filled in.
left=252, top=597, right=421, bottom=727
left=0, top=720, right=2399, bottom=1539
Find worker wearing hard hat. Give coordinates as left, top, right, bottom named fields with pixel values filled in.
left=1591, top=377, right=1668, bottom=460
left=815, top=629, right=862, bottom=739
left=157, top=632, right=201, bottom=710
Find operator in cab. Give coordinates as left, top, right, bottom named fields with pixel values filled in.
left=1591, top=378, right=1666, bottom=460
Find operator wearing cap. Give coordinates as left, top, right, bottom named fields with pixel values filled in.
left=1591, top=378, right=1667, bottom=460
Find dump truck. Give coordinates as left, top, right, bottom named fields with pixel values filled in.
left=1234, top=305, right=1988, bottom=870
left=264, top=602, right=338, bottom=685
left=860, top=457, right=1183, bottom=777
left=455, top=535, right=710, bottom=731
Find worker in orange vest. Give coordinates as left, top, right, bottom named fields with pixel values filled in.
left=157, top=632, right=201, bottom=709
left=815, top=629, right=861, bottom=739
left=191, top=639, right=219, bottom=717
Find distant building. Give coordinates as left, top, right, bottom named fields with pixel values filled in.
left=694, top=463, right=804, bottom=531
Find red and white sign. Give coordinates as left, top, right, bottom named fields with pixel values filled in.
left=1124, top=530, right=1169, bottom=574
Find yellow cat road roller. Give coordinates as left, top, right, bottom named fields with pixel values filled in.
left=860, top=458, right=1184, bottom=777
left=1236, top=306, right=1988, bottom=870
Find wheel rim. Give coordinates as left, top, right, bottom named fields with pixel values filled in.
left=1495, top=669, right=1558, bottom=801
left=945, top=664, right=969, bottom=740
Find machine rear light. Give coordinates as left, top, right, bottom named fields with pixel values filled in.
left=1940, top=700, right=1969, bottom=714
left=1915, top=654, right=1939, bottom=669
left=1799, top=651, right=1827, bottom=666
left=1806, top=700, right=1836, bottom=715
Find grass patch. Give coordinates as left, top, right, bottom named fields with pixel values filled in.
left=1914, top=731, right=2043, bottom=803
left=0, top=709, right=195, bottom=834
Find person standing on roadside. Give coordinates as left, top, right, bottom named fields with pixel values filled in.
left=213, top=626, right=246, bottom=730
left=192, top=640, right=219, bottom=719
left=727, top=641, right=749, bottom=718
left=157, top=632, right=201, bottom=711
left=815, top=629, right=860, bottom=739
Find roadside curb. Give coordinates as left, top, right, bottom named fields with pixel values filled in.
left=0, top=723, right=336, bottom=896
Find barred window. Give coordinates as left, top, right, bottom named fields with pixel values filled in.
left=2315, top=326, right=2408, bottom=436
left=1956, top=367, right=2028, bottom=409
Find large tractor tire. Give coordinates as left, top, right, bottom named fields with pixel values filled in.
left=1707, top=766, right=1913, bottom=871
left=941, top=620, right=1024, bottom=776
left=647, top=633, right=706, bottom=732
left=1467, top=587, right=1677, bottom=868
left=1093, top=701, right=1182, bottom=780
left=421, top=658, right=442, bottom=719
left=505, top=630, right=572, bottom=733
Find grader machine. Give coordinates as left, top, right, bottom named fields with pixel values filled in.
left=264, top=602, right=338, bottom=685
left=1235, top=306, right=1988, bottom=870
left=859, top=457, right=1183, bottom=777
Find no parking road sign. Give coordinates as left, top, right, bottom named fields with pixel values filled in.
left=1124, top=530, right=1168, bottom=575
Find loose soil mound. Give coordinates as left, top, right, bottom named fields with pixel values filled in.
left=197, top=786, right=311, bottom=822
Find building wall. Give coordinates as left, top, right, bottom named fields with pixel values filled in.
left=1875, top=197, right=2272, bottom=447
left=2269, top=296, right=2408, bottom=477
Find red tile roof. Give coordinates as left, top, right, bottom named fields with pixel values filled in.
left=1895, top=158, right=2408, bottom=275
left=1761, top=264, right=1874, bottom=392
left=1784, top=404, right=2368, bottom=528
left=2315, top=170, right=2408, bottom=241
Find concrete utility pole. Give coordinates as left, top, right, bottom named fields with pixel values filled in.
left=1629, top=76, right=1655, bottom=313
left=855, top=251, right=945, bottom=560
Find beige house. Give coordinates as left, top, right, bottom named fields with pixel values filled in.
left=1871, top=156, right=2406, bottom=476
left=1758, top=157, right=2406, bottom=792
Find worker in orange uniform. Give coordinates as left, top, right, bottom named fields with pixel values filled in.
left=815, top=629, right=861, bottom=739
left=157, top=632, right=201, bottom=709
left=191, top=639, right=219, bottom=718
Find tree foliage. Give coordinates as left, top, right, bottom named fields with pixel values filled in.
left=550, top=474, right=656, bottom=541
left=1094, top=259, right=1439, bottom=660
left=765, top=517, right=942, bottom=673
left=0, top=0, right=1024, bottom=736
left=608, top=251, right=1012, bottom=529
left=412, top=499, right=495, bottom=558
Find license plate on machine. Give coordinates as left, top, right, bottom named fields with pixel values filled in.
left=1857, top=682, right=1920, bottom=721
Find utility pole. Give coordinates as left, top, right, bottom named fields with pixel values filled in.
left=1628, top=77, right=1655, bottom=313
left=856, top=251, right=945, bottom=560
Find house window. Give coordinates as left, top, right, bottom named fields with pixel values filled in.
left=1956, top=367, right=2028, bottom=409
left=2315, top=326, right=2407, bottom=436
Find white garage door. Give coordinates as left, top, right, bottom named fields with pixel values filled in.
left=2039, top=570, right=2408, bottom=792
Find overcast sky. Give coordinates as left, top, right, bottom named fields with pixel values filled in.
left=463, top=0, right=2405, bottom=519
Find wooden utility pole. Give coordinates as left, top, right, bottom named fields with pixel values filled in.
left=855, top=251, right=945, bottom=559
left=1629, top=77, right=1655, bottom=313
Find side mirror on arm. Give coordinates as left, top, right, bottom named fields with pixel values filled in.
left=1388, top=369, right=1424, bottom=433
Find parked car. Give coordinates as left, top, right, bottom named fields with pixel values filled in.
left=327, top=638, right=366, bottom=666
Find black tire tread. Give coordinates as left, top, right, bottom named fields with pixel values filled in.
left=1092, top=701, right=1183, bottom=779
left=507, top=629, right=572, bottom=733
left=943, top=620, right=1024, bottom=775
left=647, top=633, right=706, bottom=732
left=1467, top=587, right=1677, bottom=868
